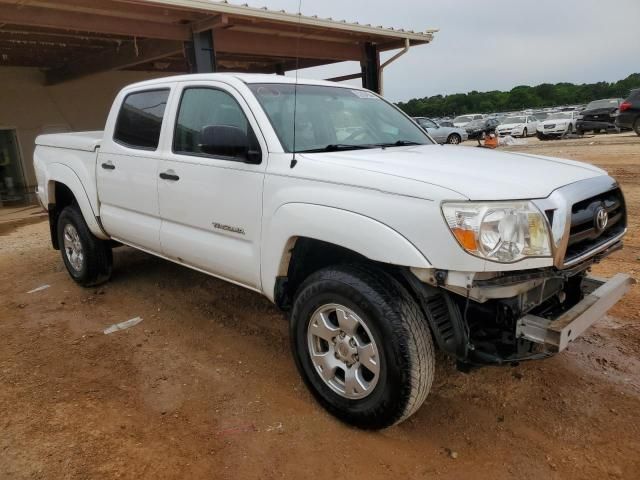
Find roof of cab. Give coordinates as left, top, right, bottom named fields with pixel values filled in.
left=124, top=73, right=358, bottom=91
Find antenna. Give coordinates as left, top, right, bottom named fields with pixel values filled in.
left=290, top=0, right=302, bottom=169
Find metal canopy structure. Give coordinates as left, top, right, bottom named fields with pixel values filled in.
left=0, top=0, right=436, bottom=91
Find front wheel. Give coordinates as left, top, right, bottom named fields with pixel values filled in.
left=446, top=133, right=461, bottom=144
left=57, top=205, right=113, bottom=287
left=290, top=264, right=435, bottom=429
left=522, top=127, right=528, bottom=138
left=634, top=118, right=640, bottom=137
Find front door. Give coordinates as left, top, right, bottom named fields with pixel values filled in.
left=158, top=83, right=267, bottom=289
left=97, top=87, right=172, bottom=253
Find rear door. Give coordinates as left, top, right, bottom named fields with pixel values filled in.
left=97, top=87, right=173, bottom=253
left=157, top=81, right=267, bottom=289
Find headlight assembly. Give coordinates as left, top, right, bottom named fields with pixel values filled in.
left=441, top=201, right=552, bottom=263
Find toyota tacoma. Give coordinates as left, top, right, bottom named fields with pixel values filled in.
left=34, top=74, right=633, bottom=429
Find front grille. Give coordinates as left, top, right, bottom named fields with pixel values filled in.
left=544, top=124, right=556, bottom=129
left=564, top=187, right=626, bottom=263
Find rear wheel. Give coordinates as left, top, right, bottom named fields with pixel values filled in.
left=290, top=264, right=435, bottom=429
left=446, top=133, right=461, bottom=144
left=57, top=205, right=112, bottom=287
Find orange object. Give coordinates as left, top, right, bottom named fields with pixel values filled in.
left=452, top=228, right=478, bottom=252
left=484, top=135, right=499, bottom=148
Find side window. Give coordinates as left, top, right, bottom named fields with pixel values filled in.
left=173, top=87, right=256, bottom=160
left=113, top=89, right=169, bottom=150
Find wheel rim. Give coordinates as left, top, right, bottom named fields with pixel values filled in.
left=307, top=303, right=380, bottom=400
left=63, top=223, right=84, bottom=272
left=449, top=135, right=460, bottom=144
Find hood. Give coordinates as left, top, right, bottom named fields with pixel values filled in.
left=299, top=144, right=605, bottom=201
left=498, top=122, right=523, bottom=129
left=543, top=119, right=570, bottom=126
left=582, top=107, right=617, bottom=115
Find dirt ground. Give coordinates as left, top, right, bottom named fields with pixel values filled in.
left=1, top=133, right=639, bottom=479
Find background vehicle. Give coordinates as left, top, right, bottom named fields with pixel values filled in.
left=452, top=114, right=484, bottom=128
left=34, top=74, right=631, bottom=430
left=414, top=117, right=468, bottom=144
left=536, top=111, right=579, bottom=139
left=615, top=89, right=640, bottom=136
left=576, top=98, right=623, bottom=134
left=464, top=117, right=501, bottom=140
left=496, top=115, right=539, bottom=137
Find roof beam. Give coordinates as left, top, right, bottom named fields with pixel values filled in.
left=215, top=29, right=361, bottom=61
left=45, top=39, right=184, bottom=85
left=0, top=3, right=191, bottom=40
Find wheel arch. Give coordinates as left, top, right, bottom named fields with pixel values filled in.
left=262, top=203, right=431, bottom=307
left=46, top=164, right=108, bottom=248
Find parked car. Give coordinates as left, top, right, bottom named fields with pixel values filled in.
left=34, top=74, right=632, bottom=430
left=414, top=117, right=468, bottom=144
left=536, top=111, right=579, bottom=139
left=615, top=89, right=640, bottom=136
left=464, top=117, right=501, bottom=140
left=496, top=115, right=538, bottom=137
left=452, top=114, right=484, bottom=128
left=576, top=98, right=623, bottom=134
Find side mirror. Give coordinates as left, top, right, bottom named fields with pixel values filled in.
left=199, top=125, right=261, bottom=164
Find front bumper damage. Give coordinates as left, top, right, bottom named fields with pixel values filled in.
left=516, top=274, right=634, bottom=353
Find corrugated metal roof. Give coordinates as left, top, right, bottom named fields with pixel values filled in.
left=142, top=0, right=438, bottom=43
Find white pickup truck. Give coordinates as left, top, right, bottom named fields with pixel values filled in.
left=34, top=73, right=632, bottom=429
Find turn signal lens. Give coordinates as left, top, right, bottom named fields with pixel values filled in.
left=452, top=227, right=478, bottom=252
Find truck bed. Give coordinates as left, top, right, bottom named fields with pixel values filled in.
left=35, top=131, right=104, bottom=152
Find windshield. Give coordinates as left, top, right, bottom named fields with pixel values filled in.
left=452, top=115, right=473, bottom=123
left=504, top=116, right=525, bottom=124
left=248, top=84, right=432, bottom=152
left=547, top=112, right=572, bottom=120
left=586, top=99, right=619, bottom=109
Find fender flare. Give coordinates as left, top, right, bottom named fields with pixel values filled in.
left=46, top=163, right=109, bottom=240
left=261, top=203, right=431, bottom=302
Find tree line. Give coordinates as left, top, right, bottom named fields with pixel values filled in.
left=396, top=73, right=640, bottom=118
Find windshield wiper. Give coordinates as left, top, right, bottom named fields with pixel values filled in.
left=296, top=144, right=378, bottom=153
left=376, top=140, right=424, bottom=148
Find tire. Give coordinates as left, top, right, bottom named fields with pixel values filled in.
left=57, top=205, right=112, bottom=287
left=290, top=264, right=435, bottom=429
left=522, top=127, right=528, bottom=138
left=634, top=118, right=640, bottom=137
left=567, top=124, right=573, bottom=135
left=446, top=133, right=461, bottom=145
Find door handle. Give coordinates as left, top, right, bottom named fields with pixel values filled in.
left=159, top=171, right=180, bottom=181
left=101, top=161, right=115, bottom=170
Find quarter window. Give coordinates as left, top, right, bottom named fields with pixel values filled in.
left=113, top=89, right=169, bottom=150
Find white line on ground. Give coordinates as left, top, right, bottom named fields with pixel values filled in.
left=27, top=285, right=50, bottom=294
left=103, top=317, right=143, bottom=335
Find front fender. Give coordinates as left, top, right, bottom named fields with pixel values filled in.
left=46, top=163, right=108, bottom=240
left=261, top=203, right=431, bottom=301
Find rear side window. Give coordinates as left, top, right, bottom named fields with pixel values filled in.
left=114, top=89, right=170, bottom=150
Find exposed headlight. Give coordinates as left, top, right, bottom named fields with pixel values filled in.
left=441, top=201, right=552, bottom=263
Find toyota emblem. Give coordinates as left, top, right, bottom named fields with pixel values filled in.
left=594, top=206, right=608, bottom=232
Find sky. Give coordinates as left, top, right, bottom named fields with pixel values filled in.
left=236, top=0, right=640, bottom=102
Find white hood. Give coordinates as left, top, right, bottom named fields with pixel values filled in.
left=299, top=144, right=606, bottom=201
left=498, top=122, right=524, bottom=130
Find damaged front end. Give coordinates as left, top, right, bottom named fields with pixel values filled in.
left=406, top=248, right=633, bottom=370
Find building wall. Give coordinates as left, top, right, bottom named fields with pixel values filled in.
left=0, top=67, right=167, bottom=191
